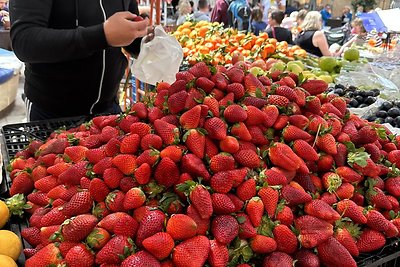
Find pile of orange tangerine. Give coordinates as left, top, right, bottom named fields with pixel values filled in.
left=173, top=21, right=307, bottom=66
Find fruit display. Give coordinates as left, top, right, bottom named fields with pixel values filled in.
left=327, top=84, right=381, bottom=109
left=365, top=100, right=400, bottom=128
left=173, top=21, right=307, bottom=66
left=4, top=61, right=400, bottom=266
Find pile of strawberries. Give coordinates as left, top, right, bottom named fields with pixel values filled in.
left=7, top=61, right=400, bottom=267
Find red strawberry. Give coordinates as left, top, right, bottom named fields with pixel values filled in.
left=288, top=114, right=309, bottom=130
left=260, top=105, right=279, bottom=128
left=234, top=149, right=260, bottom=169
left=335, top=226, right=359, bottom=257
left=114, top=214, right=139, bottom=237
left=181, top=154, right=211, bottom=181
left=21, top=227, right=41, bottom=247
left=282, top=182, right=312, bottom=206
left=154, top=119, right=180, bottom=145
left=103, top=167, right=124, bottom=189
left=89, top=178, right=110, bottom=203
left=283, top=125, right=311, bottom=142
left=236, top=178, right=257, bottom=201
left=275, top=203, right=294, bottom=226
left=357, top=229, right=386, bottom=253
left=10, top=171, right=34, bottom=196
left=336, top=199, right=367, bottom=224
left=244, top=105, right=267, bottom=126
left=226, top=66, right=244, bottom=83
left=136, top=210, right=166, bottom=246
left=260, top=169, right=287, bottom=186
left=210, top=171, right=234, bottom=194
left=131, top=102, right=148, bottom=118
left=366, top=187, right=392, bottom=210
left=62, top=191, right=92, bottom=217
left=317, top=236, right=356, bottom=267
left=231, top=122, right=252, bottom=141
left=61, top=214, right=98, bottom=242
left=195, top=77, right=215, bottom=93
left=301, top=79, right=328, bottom=95
left=247, top=125, right=269, bottom=146
left=64, top=146, right=88, bottom=163
left=273, top=224, right=298, bottom=254
left=140, top=134, right=163, bottom=151
left=172, top=235, right=210, bottom=267
left=223, top=104, right=247, bottom=123
left=112, top=154, right=136, bottom=175
left=25, top=243, right=62, bottom=267
left=189, top=62, right=211, bottom=78
left=120, top=134, right=140, bottom=154
left=160, top=146, right=183, bottom=163
left=36, top=138, right=69, bottom=156
left=242, top=96, right=268, bottom=108
left=226, top=82, right=245, bottom=100
left=211, top=193, right=236, bottom=214
left=86, top=227, right=111, bottom=250
left=65, top=244, right=94, bottom=267
left=269, top=143, right=302, bottom=171
left=366, top=209, right=398, bottom=237
left=85, top=148, right=105, bottom=164
left=130, top=122, right=151, bottom=137
left=40, top=208, right=67, bottom=227
left=250, top=234, right=277, bottom=254
left=123, top=187, right=146, bottom=210
left=136, top=149, right=160, bottom=166
left=219, top=136, right=240, bottom=154
left=208, top=240, right=229, bottom=267
left=186, top=205, right=210, bottom=235
left=210, top=153, right=235, bottom=173
left=316, top=133, right=337, bottom=155
left=203, top=96, right=219, bottom=117
left=295, top=249, right=320, bottom=267
left=267, top=95, right=289, bottom=107
left=167, top=214, right=197, bottom=240
left=304, top=199, right=340, bottom=221
left=176, top=71, right=195, bottom=83
left=180, top=106, right=201, bottom=130
left=142, top=232, right=174, bottom=260
left=184, top=129, right=206, bottom=159
left=204, top=117, right=227, bottom=141
left=295, top=215, right=334, bottom=248
left=58, top=161, right=87, bottom=185
left=105, top=190, right=126, bottom=213
left=263, top=252, right=293, bottom=267
left=168, top=90, right=188, bottom=114
left=95, top=235, right=134, bottom=265
left=357, top=126, right=379, bottom=145
left=34, top=174, right=59, bottom=193
left=386, top=177, right=400, bottom=197
left=245, top=197, right=263, bottom=227
left=154, top=157, right=180, bottom=187
left=258, top=187, right=279, bottom=218
left=292, top=139, right=319, bottom=161
left=211, top=215, right=239, bottom=244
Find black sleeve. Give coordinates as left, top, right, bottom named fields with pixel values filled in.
left=288, top=30, right=294, bottom=45
left=124, top=0, right=142, bottom=56
left=9, top=0, right=109, bottom=63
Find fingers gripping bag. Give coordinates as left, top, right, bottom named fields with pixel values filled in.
left=132, top=25, right=183, bottom=85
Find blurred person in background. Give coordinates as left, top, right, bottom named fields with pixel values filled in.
left=285, top=1, right=299, bottom=16
left=266, top=11, right=293, bottom=43
left=320, top=4, right=331, bottom=26
left=251, top=7, right=267, bottom=35
left=291, top=9, right=307, bottom=39
left=295, top=11, right=334, bottom=56
left=341, top=6, right=352, bottom=24
left=177, top=0, right=193, bottom=25
left=193, top=0, right=210, bottom=21
left=355, top=5, right=363, bottom=17
left=210, top=0, right=229, bottom=26
left=281, top=10, right=298, bottom=29
left=0, top=0, right=9, bottom=30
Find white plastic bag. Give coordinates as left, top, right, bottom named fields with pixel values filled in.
left=132, top=25, right=183, bottom=85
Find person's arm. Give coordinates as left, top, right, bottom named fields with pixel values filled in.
left=313, top=30, right=332, bottom=56
left=338, top=35, right=356, bottom=55
left=10, top=0, right=148, bottom=63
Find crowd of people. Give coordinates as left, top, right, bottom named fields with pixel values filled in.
left=173, top=0, right=386, bottom=57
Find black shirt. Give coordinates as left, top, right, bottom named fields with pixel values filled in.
left=266, top=26, right=294, bottom=44
left=10, top=0, right=142, bottom=118
left=295, top=30, right=323, bottom=57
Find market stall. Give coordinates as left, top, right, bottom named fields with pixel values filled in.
left=1, top=13, right=400, bottom=267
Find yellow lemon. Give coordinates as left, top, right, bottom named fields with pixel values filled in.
left=0, top=230, right=22, bottom=261
left=0, top=255, right=17, bottom=267
left=0, top=200, right=10, bottom=229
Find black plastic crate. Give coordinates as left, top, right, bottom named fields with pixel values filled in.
left=1, top=116, right=88, bottom=163
left=357, top=239, right=400, bottom=267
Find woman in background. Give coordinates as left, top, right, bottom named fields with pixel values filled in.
left=266, top=11, right=293, bottom=43
left=295, top=11, right=333, bottom=56
left=176, top=0, right=193, bottom=25
left=251, top=7, right=267, bottom=35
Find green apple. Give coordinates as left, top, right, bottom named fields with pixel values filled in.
left=318, top=75, right=333, bottom=84
left=270, top=61, right=286, bottom=72
left=249, top=67, right=264, bottom=77
left=288, top=60, right=304, bottom=70
left=286, top=63, right=303, bottom=75
left=312, top=69, right=330, bottom=76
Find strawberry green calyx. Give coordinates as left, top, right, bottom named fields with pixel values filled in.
left=5, top=193, right=31, bottom=217
left=344, top=142, right=369, bottom=167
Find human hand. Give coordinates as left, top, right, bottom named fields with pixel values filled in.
left=104, top=12, right=149, bottom=47
left=144, top=25, right=155, bottom=43
left=0, top=10, right=9, bottom=17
